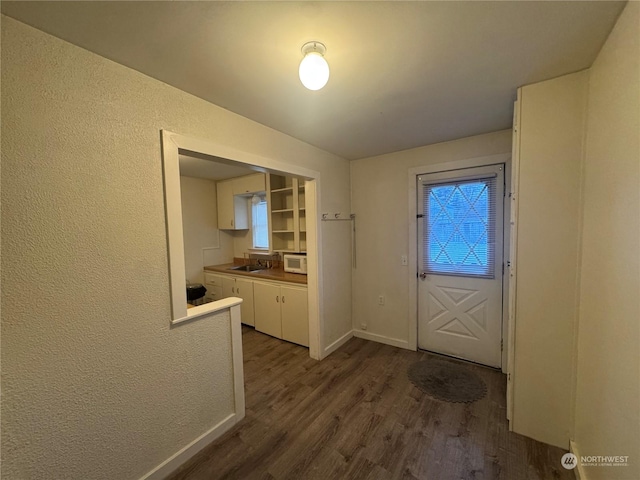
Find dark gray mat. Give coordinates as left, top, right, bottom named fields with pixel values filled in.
left=408, top=359, right=487, bottom=403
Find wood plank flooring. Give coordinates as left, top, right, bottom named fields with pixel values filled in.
left=167, top=327, right=574, bottom=480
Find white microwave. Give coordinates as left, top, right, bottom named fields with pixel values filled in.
left=284, top=254, right=307, bottom=274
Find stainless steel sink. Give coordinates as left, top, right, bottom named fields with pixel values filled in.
left=228, top=265, right=263, bottom=272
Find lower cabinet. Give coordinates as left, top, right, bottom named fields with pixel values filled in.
left=203, top=270, right=308, bottom=347
left=203, top=273, right=224, bottom=302
left=222, top=276, right=255, bottom=326
left=280, top=286, right=309, bottom=347
left=253, top=282, right=282, bottom=338
left=254, top=281, right=308, bottom=347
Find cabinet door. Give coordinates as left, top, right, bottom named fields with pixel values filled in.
left=216, top=180, right=235, bottom=229
left=222, top=277, right=235, bottom=298
left=236, top=278, right=255, bottom=327
left=281, top=285, right=309, bottom=347
left=234, top=173, right=265, bottom=194
left=253, top=282, right=282, bottom=339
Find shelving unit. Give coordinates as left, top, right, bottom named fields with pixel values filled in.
left=298, top=183, right=307, bottom=252
left=267, top=174, right=307, bottom=254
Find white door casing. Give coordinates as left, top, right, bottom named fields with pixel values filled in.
left=418, top=164, right=504, bottom=368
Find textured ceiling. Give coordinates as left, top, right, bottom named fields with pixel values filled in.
left=1, top=1, right=626, bottom=160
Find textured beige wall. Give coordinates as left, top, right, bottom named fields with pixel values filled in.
left=1, top=16, right=351, bottom=479
left=513, top=71, right=588, bottom=448
left=350, top=130, right=512, bottom=345
left=574, top=3, right=640, bottom=479
left=180, top=176, right=234, bottom=285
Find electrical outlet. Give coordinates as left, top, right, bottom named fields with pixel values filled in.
left=401, top=255, right=408, bottom=266
left=378, top=295, right=385, bottom=306
left=361, top=323, right=367, bottom=331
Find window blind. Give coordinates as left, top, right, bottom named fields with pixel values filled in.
left=422, top=175, right=497, bottom=278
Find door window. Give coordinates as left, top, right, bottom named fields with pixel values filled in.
left=423, top=176, right=497, bottom=278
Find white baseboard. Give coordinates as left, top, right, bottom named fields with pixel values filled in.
left=139, top=413, right=239, bottom=480
left=323, top=330, right=354, bottom=357
left=354, top=330, right=410, bottom=350
left=570, top=440, right=588, bottom=480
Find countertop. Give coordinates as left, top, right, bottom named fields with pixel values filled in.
left=204, top=263, right=308, bottom=285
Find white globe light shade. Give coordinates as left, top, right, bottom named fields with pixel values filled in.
left=299, top=52, right=330, bottom=91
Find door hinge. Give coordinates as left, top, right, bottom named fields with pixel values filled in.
left=501, top=339, right=503, bottom=351
left=502, top=262, right=505, bottom=275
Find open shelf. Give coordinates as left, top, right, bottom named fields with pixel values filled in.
left=268, top=173, right=307, bottom=254
left=270, top=174, right=294, bottom=190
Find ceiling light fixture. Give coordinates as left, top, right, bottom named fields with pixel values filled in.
left=299, top=41, right=329, bottom=91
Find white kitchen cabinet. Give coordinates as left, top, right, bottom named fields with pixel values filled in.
left=234, top=173, right=265, bottom=195
left=254, top=281, right=308, bottom=347
left=235, top=278, right=255, bottom=327
left=216, top=174, right=265, bottom=230
left=222, top=277, right=234, bottom=300
left=222, top=276, right=255, bottom=326
left=280, top=285, right=309, bottom=347
left=216, top=179, right=248, bottom=230
left=253, top=282, right=282, bottom=339
left=203, top=273, right=224, bottom=302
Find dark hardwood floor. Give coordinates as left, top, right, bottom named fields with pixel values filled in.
left=167, top=327, right=574, bottom=480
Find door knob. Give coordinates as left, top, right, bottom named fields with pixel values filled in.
left=419, top=272, right=428, bottom=280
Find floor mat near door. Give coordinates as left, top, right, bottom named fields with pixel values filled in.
left=408, top=358, right=487, bottom=403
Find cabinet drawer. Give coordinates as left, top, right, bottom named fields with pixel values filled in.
left=204, top=285, right=223, bottom=301
left=204, top=273, right=224, bottom=287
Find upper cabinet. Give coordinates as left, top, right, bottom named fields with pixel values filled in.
left=267, top=173, right=306, bottom=253
left=216, top=173, right=266, bottom=230
left=234, top=173, right=265, bottom=195
left=216, top=180, right=243, bottom=230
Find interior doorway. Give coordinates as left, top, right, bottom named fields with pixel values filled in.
left=161, top=130, right=323, bottom=359
left=417, top=164, right=504, bottom=368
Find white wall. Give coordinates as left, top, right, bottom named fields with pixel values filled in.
left=0, top=16, right=351, bottom=479
left=232, top=226, right=254, bottom=258
left=180, top=176, right=234, bottom=284
left=573, top=3, right=640, bottom=479
left=513, top=71, right=588, bottom=449
left=350, top=130, right=512, bottom=347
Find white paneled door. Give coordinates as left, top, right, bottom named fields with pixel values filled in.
left=418, top=164, right=504, bottom=368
